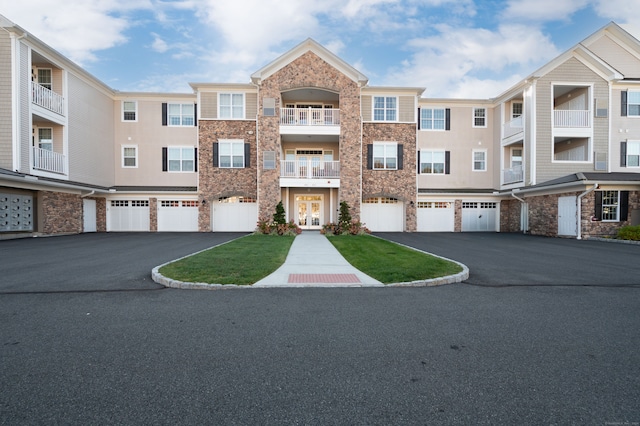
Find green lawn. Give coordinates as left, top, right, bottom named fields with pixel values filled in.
left=328, top=234, right=462, bottom=284
left=159, top=234, right=295, bottom=285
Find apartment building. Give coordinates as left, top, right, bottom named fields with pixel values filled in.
left=1, top=14, right=639, bottom=239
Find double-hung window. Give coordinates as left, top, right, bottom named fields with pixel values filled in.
left=373, top=143, right=397, bottom=169
left=168, top=104, right=195, bottom=126
left=122, top=101, right=137, bottom=121
left=627, top=141, right=640, bottom=167
left=219, top=93, right=244, bottom=119
left=473, top=107, right=487, bottom=127
left=512, top=102, right=523, bottom=119
left=627, top=91, right=640, bottom=116
left=219, top=140, right=245, bottom=168
left=122, top=145, right=137, bottom=168
left=601, top=191, right=620, bottom=221
left=420, top=150, right=445, bottom=174
left=168, top=147, right=195, bottom=172
left=38, top=128, right=53, bottom=151
left=373, top=96, right=397, bottom=121
left=421, top=108, right=446, bottom=130
left=473, top=150, right=487, bottom=171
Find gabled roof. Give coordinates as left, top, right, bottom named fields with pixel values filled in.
left=250, top=38, right=368, bottom=86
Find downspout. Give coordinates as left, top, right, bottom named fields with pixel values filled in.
left=511, top=191, right=528, bottom=234
left=81, top=190, right=95, bottom=198
left=577, top=183, right=598, bottom=240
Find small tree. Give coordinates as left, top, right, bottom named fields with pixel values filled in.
left=272, top=201, right=286, bottom=225
left=338, top=201, right=352, bottom=232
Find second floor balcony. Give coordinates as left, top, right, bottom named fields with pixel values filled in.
left=554, top=109, right=590, bottom=128
left=32, top=82, right=65, bottom=116
left=279, top=107, right=340, bottom=136
left=502, top=165, right=523, bottom=185
left=32, top=146, right=66, bottom=175
left=503, top=116, right=523, bottom=140
left=281, top=160, right=340, bottom=179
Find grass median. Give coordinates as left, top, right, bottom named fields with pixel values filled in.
left=328, top=234, right=462, bottom=284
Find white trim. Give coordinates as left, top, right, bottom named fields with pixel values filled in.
left=167, top=146, right=196, bottom=172
left=372, top=95, right=398, bottom=122
left=121, top=144, right=138, bottom=168
left=218, top=139, right=245, bottom=169
left=472, top=149, right=487, bottom=172
left=372, top=141, right=398, bottom=170
left=472, top=107, right=487, bottom=128
left=121, top=100, right=138, bottom=122
left=218, top=92, right=245, bottom=120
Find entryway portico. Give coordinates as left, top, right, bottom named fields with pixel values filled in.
left=281, top=187, right=338, bottom=230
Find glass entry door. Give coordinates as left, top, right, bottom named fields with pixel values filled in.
left=295, top=195, right=323, bottom=229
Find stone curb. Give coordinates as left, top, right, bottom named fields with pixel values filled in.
left=585, top=236, right=640, bottom=245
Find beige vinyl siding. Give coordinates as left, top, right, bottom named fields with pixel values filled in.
left=361, top=95, right=372, bottom=121
left=19, top=42, right=29, bottom=173
left=200, top=92, right=217, bottom=119
left=0, top=32, right=12, bottom=169
left=535, top=57, right=608, bottom=183
left=66, top=73, right=115, bottom=186
left=113, top=97, right=197, bottom=187
left=246, top=92, right=257, bottom=119
left=398, top=96, right=415, bottom=122
left=610, top=87, right=640, bottom=172
left=587, top=35, right=640, bottom=78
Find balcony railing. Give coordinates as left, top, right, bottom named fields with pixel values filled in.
left=280, top=108, right=340, bottom=126
left=554, top=110, right=589, bottom=128
left=502, top=165, right=523, bottom=185
left=281, top=160, right=340, bottom=179
left=502, top=116, right=523, bottom=139
left=32, top=147, right=66, bottom=174
left=32, top=82, right=65, bottom=116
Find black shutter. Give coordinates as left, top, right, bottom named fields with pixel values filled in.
left=162, top=103, right=168, bottom=126
left=621, top=91, right=628, bottom=117
left=244, top=143, right=251, bottom=168
left=162, top=147, right=168, bottom=171
left=194, top=148, right=198, bottom=172
left=367, top=144, right=373, bottom=170
left=194, top=103, right=198, bottom=126
left=621, top=141, right=627, bottom=167
left=620, top=191, right=629, bottom=221
left=594, top=191, right=603, bottom=221
left=397, top=144, right=403, bottom=170
left=417, top=108, right=421, bottom=130
left=445, top=108, right=451, bottom=131
left=445, top=151, right=451, bottom=174
left=212, top=143, right=219, bottom=167
left=417, top=151, right=421, bottom=173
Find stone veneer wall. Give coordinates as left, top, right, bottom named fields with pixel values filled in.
left=40, top=191, right=83, bottom=234
left=257, top=51, right=362, bottom=219
left=454, top=200, right=462, bottom=232
left=500, top=199, right=522, bottom=232
left=95, top=198, right=106, bottom=232
left=581, top=190, right=640, bottom=238
left=362, top=123, right=417, bottom=231
left=149, top=198, right=157, bottom=232
left=198, top=120, right=258, bottom=231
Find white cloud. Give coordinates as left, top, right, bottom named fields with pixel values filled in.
left=384, top=24, right=560, bottom=98
left=592, top=0, right=640, bottom=26
left=502, top=0, right=589, bottom=22
left=151, top=33, right=169, bottom=53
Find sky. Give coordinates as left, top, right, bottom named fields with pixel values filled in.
left=3, top=0, right=640, bottom=99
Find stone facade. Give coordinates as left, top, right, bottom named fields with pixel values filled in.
left=39, top=191, right=83, bottom=234
left=581, top=190, right=640, bottom=238
left=149, top=198, right=157, bottom=232
left=362, top=123, right=417, bottom=231
left=95, top=198, right=107, bottom=232
left=500, top=199, right=522, bottom=233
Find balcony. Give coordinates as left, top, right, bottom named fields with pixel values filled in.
left=281, top=160, right=340, bottom=179
left=554, top=110, right=589, bottom=128
left=279, top=108, right=340, bottom=136
left=502, top=165, right=523, bottom=185
left=32, top=147, right=66, bottom=174
left=32, top=82, right=65, bottom=116
left=502, top=116, right=523, bottom=140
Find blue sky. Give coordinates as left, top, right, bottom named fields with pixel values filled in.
left=3, top=0, right=639, bottom=98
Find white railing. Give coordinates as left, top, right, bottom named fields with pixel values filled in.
left=554, top=110, right=589, bottom=128
left=32, top=147, right=66, bottom=174
left=31, top=82, right=65, bottom=116
left=281, top=160, right=340, bottom=179
left=502, top=165, right=523, bottom=184
left=280, top=108, right=340, bottom=126
left=502, top=116, right=523, bottom=139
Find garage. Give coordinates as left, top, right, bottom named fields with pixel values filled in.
left=361, top=197, right=404, bottom=232
left=213, top=196, right=258, bottom=232
left=158, top=200, right=199, bottom=232
left=461, top=201, right=498, bottom=232
left=108, top=200, right=150, bottom=231
left=417, top=201, right=454, bottom=232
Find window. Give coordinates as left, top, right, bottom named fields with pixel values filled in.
left=373, top=143, right=397, bottom=170
left=122, top=101, right=137, bottom=122
left=627, top=91, right=640, bottom=116
left=421, top=108, right=446, bottom=130
left=38, top=128, right=53, bottom=151
left=168, top=103, right=194, bottom=126
left=373, top=96, right=397, bottom=121
left=122, top=145, right=137, bottom=168
left=219, top=140, right=245, bottom=168
left=473, top=150, right=487, bottom=171
left=420, top=150, right=446, bottom=174
left=473, top=107, right=487, bottom=127
left=511, top=148, right=523, bottom=168
left=627, top=141, right=640, bottom=167
left=37, top=69, right=52, bottom=90
left=512, top=102, right=523, bottom=119
left=219, top=93, right=244, bottom=119
left=168, top=147, right=195, bottom=172
left=601, top=191, right=619, bottom=221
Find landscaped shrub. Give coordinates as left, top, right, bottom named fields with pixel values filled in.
left=255, top=201, right=302, bottom=236
left=617, top=224, right=640, bottom=241
left=321, top=201, right=370, bottom=235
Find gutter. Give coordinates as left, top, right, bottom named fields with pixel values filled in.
left=577, top=183, right=598, bottom=240
left=0, top=173, right=110, bottom=194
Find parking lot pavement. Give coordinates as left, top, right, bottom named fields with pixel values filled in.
left=0, top=232, right=246, bottom=293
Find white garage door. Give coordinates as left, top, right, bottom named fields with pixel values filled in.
left=108, top=200, right=150, bottom=232
left=158, top=200, right=199, bottom=232
left=462, top=202, right=498, bottom=232
left=213, top=197, right=258, bottom=232
left=361, top=197, right=404, bottom=232
left=417, top=201, right=454, bottom=232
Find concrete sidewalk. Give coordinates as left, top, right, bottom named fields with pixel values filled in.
left=253, top=231, right=383, bottom=287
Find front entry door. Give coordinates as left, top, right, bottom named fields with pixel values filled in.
left=296, top=195, right=323, bottom=229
